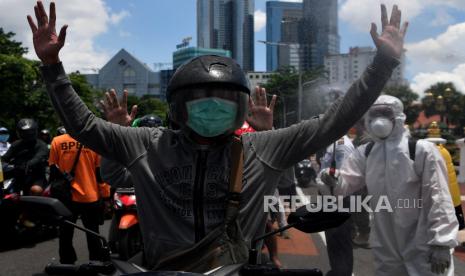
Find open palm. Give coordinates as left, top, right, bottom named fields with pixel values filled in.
left=27, top=1, right=68, bottom=65
left=247, top=87, right=277, bottom=131
left=370, top=4, right=408, bottom=59
left=100, top=89, right=138, bottom=126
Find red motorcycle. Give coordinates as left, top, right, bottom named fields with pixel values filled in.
left=108, top=187, right=143, bottom=260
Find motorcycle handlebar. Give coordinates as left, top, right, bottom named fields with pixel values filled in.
left=44, top=263, right=80, bottom=275
left=240, top=265, right=322, bottom=276
left=45, top=261, right=115, bottom=275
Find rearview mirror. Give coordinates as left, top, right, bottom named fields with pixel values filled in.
left=20, top=196, right=72, bottom=223
left=287, top=204, right=351, bottom=233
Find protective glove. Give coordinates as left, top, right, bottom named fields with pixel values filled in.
left=428, top=245, right=451, bottom=274
left=318, top=168, right=340, bottom=188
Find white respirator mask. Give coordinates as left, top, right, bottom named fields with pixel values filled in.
left=370, top=118, right=394, bottom=139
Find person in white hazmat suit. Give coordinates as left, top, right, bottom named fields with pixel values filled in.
left=320, top=95, right=458, bottom=275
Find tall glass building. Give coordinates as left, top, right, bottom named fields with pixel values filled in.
left=266, top=1, right=303, bottom=71
left=303, top=0, right=340, bottom=68
left=173, top=47, right=232, bottom=69
left=197, top=0, right=254, bottom=71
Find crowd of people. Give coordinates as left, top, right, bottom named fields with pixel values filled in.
left=0, top=1, right=462, bottom=275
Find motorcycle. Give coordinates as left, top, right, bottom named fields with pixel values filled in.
left=0, top=162, right=57, bottom=247
left=20, top=196, right=350, bottom=276
left=294, top=159, right=317, bottom=188
left=0, top=162, right=21, bottom=239
left=108, top=187, right=143, bottom=260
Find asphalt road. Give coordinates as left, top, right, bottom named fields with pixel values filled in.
left=0, top=219, right=111, bottom=276
left=2, top=194, right=465, bottom=276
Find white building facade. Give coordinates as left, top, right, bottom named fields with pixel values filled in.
left=325, top=47, right=407, bottom=89
left=246, top=71, right=273, bottom=92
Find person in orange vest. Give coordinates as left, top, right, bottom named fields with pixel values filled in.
left=49, top=130, right=108, bottom=264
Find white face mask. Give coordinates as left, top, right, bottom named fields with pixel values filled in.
left=370, top=118, right=394, bottom=139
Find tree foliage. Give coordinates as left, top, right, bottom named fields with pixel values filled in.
left=0, top=29, right=100, bottom=136
left=263, top=66, right=326, bottom=127
left=0, top=28, right=27, bottom=56
left=420, top=82, right=464, bottom=126
left=124, top=94, right=168, bottom=124
left=137, top=95, right=169, bottom=122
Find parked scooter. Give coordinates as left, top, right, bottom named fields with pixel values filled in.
left=0, top=163, right=57, bottom=247
left=21, top=196, right=350, bottom=276
left=294, top=159, right=317, bottom=188
left=0, top=162, right=21, bottom=238
left=108, top=187, right=142, bottom=260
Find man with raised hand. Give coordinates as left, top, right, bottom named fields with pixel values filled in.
left=27, top=1, right=407, bottom=271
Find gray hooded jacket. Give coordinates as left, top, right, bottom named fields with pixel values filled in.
left=41, top=52, right=398, bottom=267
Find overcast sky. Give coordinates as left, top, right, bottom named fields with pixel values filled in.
left=1, top=0, right=465, bottom=96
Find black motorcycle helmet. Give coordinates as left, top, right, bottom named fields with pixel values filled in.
left=294, top=159, right=316, bottom=188
left=167, top=55, right=250, bottom=138
left=56, top=126, right=67, bottom=136
left=40, top=129, right=51, bottom=144
left=0, top=127, right=8, bottom=135
left=133, top=114, right=164, bottom=128
left=17, top=118, right=38, bottom=141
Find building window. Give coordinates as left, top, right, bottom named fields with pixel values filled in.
left=249, top=75, right=254, bottom=79
left=124, top=67, right=136, bottom=83
left=123, top=84, right=136, bottom=94
left=124, top=67, right=136, bottom=78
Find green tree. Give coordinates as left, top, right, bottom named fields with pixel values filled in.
left=383, top=85, right=420, bottom=125
left=137, top=95, right=169, bottom=122
left=263, top=66, right=326, bottom=127
left=421, top=82, right=463, bottom=126
left=0, top=29, right=101, bottom=134
left=0, top=53, right=42, bottom=130
left=69, top=72, right=103, bottom=115
left=0, top=28, right=27, bottom=56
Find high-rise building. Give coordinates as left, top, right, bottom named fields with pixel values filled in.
left=266, top=1, right=303, bottom=71
left=173, top=47, right=232, bottom=69
left=324, top=47, right=407, bottom=89
left=197, top=0, right=254, bottom=71
left=302, top=0, right=340, bottom=68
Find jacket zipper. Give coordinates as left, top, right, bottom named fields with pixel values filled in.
left=193, top=150, right=208, bottom=242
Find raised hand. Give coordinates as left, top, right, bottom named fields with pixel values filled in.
left=27, top=1, right=67, bottom=65
left=100, top=89, right=138, bottom=126
left=370, top=4, right=408, bottom=60
left=247, top=87, right=277, bottom=131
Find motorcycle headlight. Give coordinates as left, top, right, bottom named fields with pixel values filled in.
left=115, top=199, right=123, bottom=209
left=3, top=179, right=13, bottom=190
left=129, top=195, right=137, bottom=206
left=113, top=193, right=123, bottom=209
